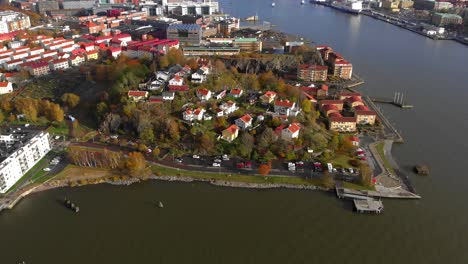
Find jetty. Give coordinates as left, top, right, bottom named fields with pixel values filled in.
left=353, top=199, right=384, bottom=214
left=369, top=92, right=413, bottom=109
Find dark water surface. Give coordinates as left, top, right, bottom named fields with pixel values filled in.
left=2, top=1, right=468, bottom=262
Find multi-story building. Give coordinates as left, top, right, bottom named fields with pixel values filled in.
left=0, top=82, right=13, bottom=94
left=233, top=38, right=262, bottom=53
left=167, top=24, right=202, bottom=45
left=0, top=131, right=51, bottom=193
left=297, top=64, right=328, bottom=81
left=329, top=115, right=357, bottom=132
left=27, top=62, right=51, bottom=77
left=165, top=0, right=220, bottom=15
left=49, top=58, right=70, bottom=71
left=182, top=46, right=240, bottom=56
left=0, top=11, right=31, bottom=33
left=431, top=13, right=463, bottom=27
left=355, top=109, right=377, bottom=125
left=332, top=59, right=353, bottom=79
left=36, top=1, right=59, bottom=15
left=68, top=54, right=85, bottom=66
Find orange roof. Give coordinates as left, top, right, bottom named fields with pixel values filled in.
left=275, top=99, right=294, bottom=108
left=224, top=124, right=239, bottom=135
left=0, top=82, right=9, bottom=87
left=128, top=90, right=148, bottom=97
left=239, top=114, right=252, bottom=124
left=197, top=88, right=210, bottom=96
left=287, top=123, right=301, bottom=133
left=230, top=88, right=242, bottom=95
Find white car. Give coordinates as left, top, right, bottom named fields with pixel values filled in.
left=212, top=163, right=221, bottom=167
left=43, top=168, right=51, bottom=172
left=214, top=159, right=222, bottom=163
left=222, top=154, right=230, bottom=161
left=193, top=155, right=200, bottom=159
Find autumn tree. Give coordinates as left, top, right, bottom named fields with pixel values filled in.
left=159, top=55, right=169, bottom=69
left=166, top=47, right=185, bottom=66
left=186, top=58, right=199, bottom=71
left=258, top=162, right=271, bottom=176
left=359, top=163, right=373, bottom=188
left=301, top=99, right=312, bottom=114
left=0, top=95, right=13, bottom=112
left=139, top=127, right=155, bottom=143
left=61, top=93, right=80, bottom=109
left=258, top=71, right=278, bottom=90
left=125, top=151, right=148, bottom=177
left=239, top=132, right=254, bottom=158
left=44, top=102, right=64, bottom=122
left=321, top=171, right=335, bottom=189
left=14, top=98, right=38, bottom=121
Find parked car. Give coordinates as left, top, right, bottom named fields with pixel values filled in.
left=212, top=163, right=221, bottom=167
left=236, top=162, right=245, bottom=169
left=222, top=154, right=230, bottom=161
left=348, top=168, right=354, bottom=174
left=245, top=161, right=252, bottom=169
left=43, top=167, right=51, bottom=172
left=288, top=162, right=296, bottom=168
left=192, top=155, right=200, bottom=159
left=175, top=158, right=183, bottom=163
left=214, top=159, right=222, bottom=163
left=288, top=166, right=296, bottom=171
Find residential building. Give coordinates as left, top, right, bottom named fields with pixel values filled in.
left=0, top=131, right=51, bottom=193
left=221, top=124, right=239, bottom=142
left=169, top=75, right=184, bottom=86
left=196, top=88, right=212, bottom=100
left=167, top=24, right=202, bottom=45
left=4, top=59, right=23, bottom=71
left=156, top=71, right=171, bottom=82
left=281, top=123, right=301, bottom=140
left=319, top=100, right=344, bottom=111
left=219, top=100, right=237, bottom=115
left=274, top=99, right=296, bottom=116
left=355, top=110, right=377, bottom=125
left=235, top=114, right=253, bottom=130
left=49, top=58, right=69, bottom=71
left=85, top=50, right=99, bottom=61
left=107, top=47, right=122, bottom=59
left=165, top=0, right=219, bottom=15
left=36, top=1, right=59, bottom=15
left=260, top=91, right=277, bottom=104
left=68, top=54, right=85, bottom=67
left=27, top=62, right=50, bottom=77
left=329, top=115, right=357, bottom=132
left=162, top=91, right=175, bottom=100
left=432, top=13, right=463, bottom=27
left=0, top=11, right=31, bottom=33
left=127, top=90, right=148, bottom=101
left=191, top=69, right=207, bottom=83
left=183, top=108, right=205, bottom=122
left=332, top=59, right=353, bottom=79
left=0, top=82, right=13, bottom=94
left=339, top=92, right=362, bottom=101
left=346, top=96, right=364, bottom=108
left=297, top=64, right=328, bottom=81
left=168, top=85, right=189, bottom=92
left=321, top=104, right=340, bottom=117
left=229, top=88, right=243, bottom=98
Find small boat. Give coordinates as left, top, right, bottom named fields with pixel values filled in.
left=301, top=0, right=305, bottom=4
left=158, top=201, right=164, bottom=208
left=271, top=2, right=276, bottom=7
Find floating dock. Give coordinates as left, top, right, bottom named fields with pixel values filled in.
left=353, top=199, right=384, bottom=214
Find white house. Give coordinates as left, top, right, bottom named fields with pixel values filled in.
left=235, top=114, right=253, bottom=130
left=219, top=100, right=238, bottom=115
left=162, top=91, right=175, bottom=101
left=196, top=88, right=212, bottom=100
left=191, top=69, right=207, bottom=84
left=168, top=75, right=184, bottom=86
left=183, top=108, right=205, bottom=122
left=215, top=90, right=227, bottom=100
left=0, top=82, right=13, bottom=94
left=230, top=88, right=243, bottom=98
left=149, top=80, right=164, bottom=91
left=156, top=71, right=171, bottom=82
left=281, top=123, right=301, bottom=140
left=274, top=99, right=296, bottom=116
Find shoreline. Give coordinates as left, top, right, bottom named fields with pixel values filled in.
left=0, top=173, right=324, bottom=213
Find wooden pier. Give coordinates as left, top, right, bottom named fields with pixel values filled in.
left=353, top=199, right=384, bottom=214
left=369, top=97, right=413, bottom=109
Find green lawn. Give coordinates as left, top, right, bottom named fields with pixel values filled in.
left=46, top=121, right=69, bottom=136
left=151, top=164, right=321, bottom=186
left=329, top=154, right=355, bottom=169
left=375, top=142, right=396, bottom=175
left=342, top=181, right=375, bottom=191
left=6, top=155, right=50, bottom=193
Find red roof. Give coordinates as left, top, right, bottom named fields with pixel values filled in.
left=319, top=100, right=343, bottom=107
left=320, top=84, right=328, bottom=91
left=224, top=124, right=239, bottom=135
left=330, top=116, right=357, bottom=123
left=239, top=114, right=252, bottom=124
left=354, top=105, right=369, bottom=111
left=275, top=99, right=294, bottom=108
left=52, top=58, right=68, bottom=64
left=334, top=59, right=352, bottom=66
left=30, top=61, right=49, bottom=69
left=264, top=91, right=276, bottom=98
left=128, top=90, right=148, bottom=97
left=149, top=96, right=163, bottom=103
left=168, top=85, right=189, bottom=92
left=328, top=112, right=343, bottom=118
left=349, top=136, right=359, bottom=142
left=230, top=88, right=242, bottom=95
left=0, top=82, right=9, bottom=87
left=322, top=104, right=339, bottom=112
left=197, top=88, right=210, bottom=96
left=298, top=64, right=328, bottom=71
left=287, top=123, right=301, bottom=133
left=355, top=110, right=377, bottom=116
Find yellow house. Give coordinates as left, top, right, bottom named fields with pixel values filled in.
left=356, top=110, right=377, bottom=125
left=86, top=50, right=99, bottom=61
left=222, top=124, right=239, bottom=142
left=330, top=116, right=357, bottom=132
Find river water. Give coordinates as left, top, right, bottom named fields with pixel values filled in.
left=2, top=1, right=468, bottom=263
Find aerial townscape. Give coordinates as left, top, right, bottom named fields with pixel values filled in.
left=0, top=0, right=428, bottom=216
left=2, top=0, right=468, bottom=262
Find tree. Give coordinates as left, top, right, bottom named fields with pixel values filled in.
left=14, top=98, right=38, bottom=121
left=45, top=103, right=64, bottom=122
left=359, top=163, right=373, bottom=188
left=258, top=163, right=271, bottom=176
left=61, top=93, right=80, bottom=109
left=166, top=47, right=185, bottom=66
left=321, top=171, right=335, bottom=189
left=328, top=133, right=339, bottom=152
left=198, top=133, right=215, bottom=154
left=301, top=99, right=312, bottom=114
left=159, top=55, right=169, bottom=69
left=125, top=152, right=147, bottom=177
left=0, top=95, right=13, bottom=112
left=0, top=110, right=4, bottom=123
left=186, top=58, right=198, bottom=71
left=258, top=71, right=278, bottom=90
left=239, top=132, right=254, bottom=158
left=139, top=127, right=155, bottom=143
left=152, top=147, right=161, bottom=158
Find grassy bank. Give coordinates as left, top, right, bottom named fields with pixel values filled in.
left=151, top=164, right=321, bottom=186
left=375, top=142, right=396, bottom=175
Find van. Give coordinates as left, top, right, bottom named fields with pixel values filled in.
left=327, top=163, right=333, bottom=172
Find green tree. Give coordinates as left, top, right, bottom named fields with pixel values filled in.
left=359, top=163, right=373, bottom=188
left=301, top=99, right=312, bottom=114
left=139, top=127, right=155, bottom=143
left=239, top=132, right=254, bottom=158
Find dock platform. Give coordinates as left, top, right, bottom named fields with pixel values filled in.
left=354, top=199, right=384, bottom=214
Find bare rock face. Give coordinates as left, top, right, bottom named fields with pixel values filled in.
left=414, top=164, right=430, bottom=175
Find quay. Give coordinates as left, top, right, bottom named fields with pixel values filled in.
left=369, top=96, right=413, bottom=109
left=353, top=199, right=384, bottom=214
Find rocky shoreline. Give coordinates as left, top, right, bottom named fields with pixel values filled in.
left=0, top=174, right=323, bottom=213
